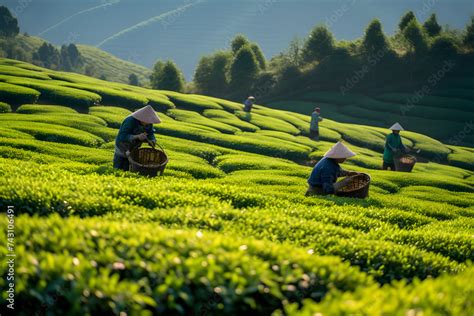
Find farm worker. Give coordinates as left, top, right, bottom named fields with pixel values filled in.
left=383, top=122, right=407, bottom=171
left=113, top=105, right=161, bottom=171
left=243, top=96, right=255, bottom=112
left=309, top=107, right=323, bottom=141
left=306, top=141, right=359, bottom=196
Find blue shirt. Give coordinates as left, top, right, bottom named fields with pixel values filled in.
left=115, top=116, right=156, bottom=156
left=310, top=112, right=322, bottom=130
left=307, top=157, right=345, bottom=194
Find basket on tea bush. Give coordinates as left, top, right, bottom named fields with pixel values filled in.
left=128, top=144, right=168, bottom=177
left=394, top=154, right=416, bottom=172
left=335, top=173, right=371, bottom=199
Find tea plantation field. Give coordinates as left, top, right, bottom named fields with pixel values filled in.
left=0, top=58, right=473, bottom=315
left=270, top=87, right=474, bottom=147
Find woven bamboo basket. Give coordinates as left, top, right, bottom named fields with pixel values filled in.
left=128, top=144, right=168, bottom=177
left=394, top=154, right=416, bottom=172
left=335, top=173, right=371, bottom=199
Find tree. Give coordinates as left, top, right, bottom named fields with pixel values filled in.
left=250, top=43, right=266, bottom=70
left=36, top=43, right=60, bottom=69
left=403, top=20, right=429, bottom=55
left=399, top=11, right=416, bottom=31
left=423, top=13, right=442, bottom=37
left=302, top=25, right=335, bottom=63
left=150, top=60, right=185, bottom=92
left=194, top=51, right=232, bottom=95
left=67, top=43, right=83, bottom=68
left=228, top=45, right=259, bottom=91
left=430, top=36, right=458, bottom=59
left=60, top=45, right=72, bottom=71
left=286, top=36, right=303, bottom=66
left=362, top=19, right=390, bottom=56
left=463, top=16, right=474, bottom=49
left=128, top=73, right=140, bottom=86
left=231, top=34, right=250, bottom=55
left=0, top=6, right=19, bottom=37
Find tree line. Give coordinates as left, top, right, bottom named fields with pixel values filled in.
left=150, top=11, right=474, bottom=101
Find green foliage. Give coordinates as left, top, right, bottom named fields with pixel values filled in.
left=403, top=20, right=429, bottom=55
left=463, top=16, right=474, bottom=48
left=228, top=45, right=260, bottom=91
left=430, top=35, right=458, bottom=59
left=168, top=109, right=240, bottom=134
left=6, top=78, right=101, bottom=109
left=423, top=13, right=442, bottom=37
left=231, top=34, right=250, bottom=55
left=150, top=60, right=185, bottom=92
left=57, top=82, right=148, bottom=110
left=399, top=11, right=417, bottom=31
left=203, top=109, right=260, bottom=132
left=0, top=6, right=19, bottom=37
left=128, top=73, right=139, bottom=86
left=235, top=110, right=301, bottom=135
left=285, top=266, right=474, bottom=315
left=362, top=19, right=391, bottom=56
left=250, top=43, right=266, bottom=70
left=0, top=59, right=473, bottom=315
left=194, top=51, right=232, bottom=96
left=0, top=101, right=11, bottom=113
left=302, top=25, right=335, bottom=62
left=0, top=82, right=40, bottom=104
left=16, top=104, right=77, bottom=114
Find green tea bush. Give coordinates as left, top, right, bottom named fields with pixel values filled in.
left=168, top=109, right=241, bottom=134
left=203, top=109, right=260, bottom=132
left=377, top=93, right=473, bottom=112
left=57, top=82, right=148, bottom=110
left=0, top=101, right=11, bottom=113
left=0, top=64, right=51, bottom=80
left=0, top=82, right=40, bottom=104
left=0, top=215, right=373, bottom=315
left=6, top=79, right=101, bottom=109
left=16, top=104, right=77, bottom=114
left=89, top=106, right=131, bottom=128
left=253, top=107, right=311, bottom=134
left=163, top=91, right=223, bottom=111
left=235, top=111, right=301, bottom=135
left=0, top=121, right=104, bottom=147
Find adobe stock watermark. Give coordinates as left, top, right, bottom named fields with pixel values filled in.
left=400, top=59, right=455, bottom=115
left=10, top=0, right=33, bottom=18
left=416, top=0, right=439, bottom=20
left=5, top=206, right=16, bottom=311
left=339, top=47, right=389, bottom=95
left=325, top=0, right=357, bottom=29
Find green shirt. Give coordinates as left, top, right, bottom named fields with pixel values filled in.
left=383, top=133, right=404, bottom=163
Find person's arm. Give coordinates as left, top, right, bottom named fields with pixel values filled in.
left=145, top=125, right=156, bottom=141
left=386, top=135, right=397, bottom=152
left=117, top=118, right=136, bottom=143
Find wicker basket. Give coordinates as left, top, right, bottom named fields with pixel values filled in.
left=335, top=173, right=371, bottom=199
left=128, top=145, right=168, bottom=177
left=394, top=154, right=416, bottom=172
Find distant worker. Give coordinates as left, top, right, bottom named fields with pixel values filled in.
left=306, top=141, right=359, bottom=196
left=383, top=122, right=407, bottom=171
left=309, top=107, right=323, bottom=141
left=114, top=105, right=161, bottom=171
left=243, top=96, right=255, bottom=112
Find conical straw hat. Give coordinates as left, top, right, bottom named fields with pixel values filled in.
left=389, top=122, right=404, bottom=131
left=323, top=141, right=356, bottom=159
left=130, top=105, right=161, bottom=124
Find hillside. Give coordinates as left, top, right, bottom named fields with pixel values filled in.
left=268, top=81, right=474, bottom=147
left=7, top=0, right=474, bottom=78
left=0, top=58, right=473, bottom=315
left=3, top=34, right=152, bottom=84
